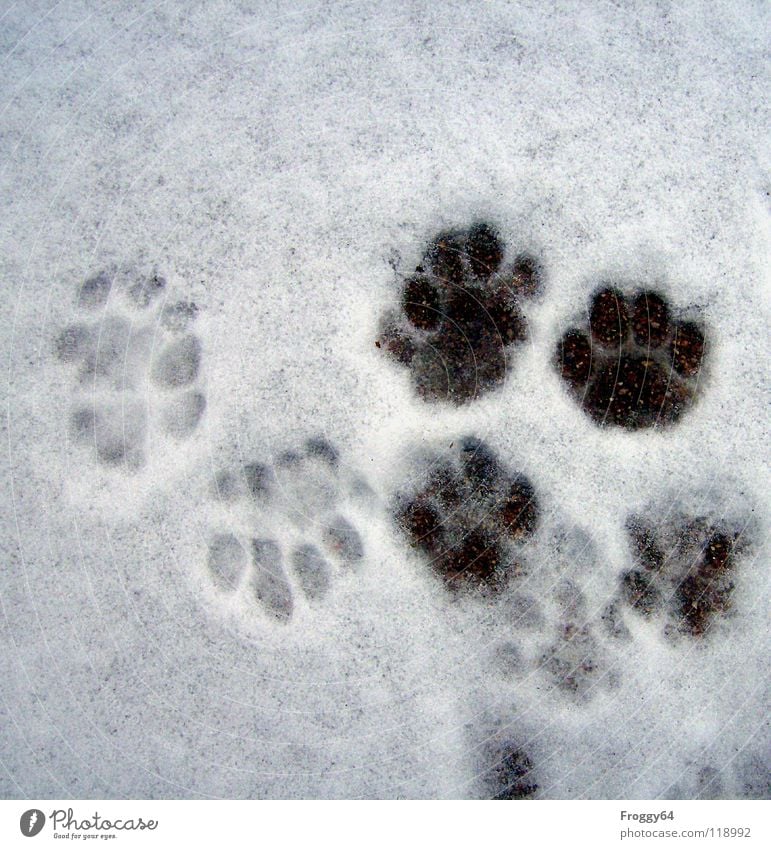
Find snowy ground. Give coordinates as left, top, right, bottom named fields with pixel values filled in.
left=1, top=0, right=768, bottom=798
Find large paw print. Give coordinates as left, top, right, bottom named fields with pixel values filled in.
left=54, top=267, right=204, bottom=470
left=393, top=437, right=539, bottom=593
left=617, top=512, right=745, bottom=637
left=377, top=224, right=541, bottom=404
left=556, top=287, right=706, bottom=429
left=205, top=438, right=366, bottom=623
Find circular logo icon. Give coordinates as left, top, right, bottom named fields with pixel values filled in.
left=20, top=809, right=46, bottom=837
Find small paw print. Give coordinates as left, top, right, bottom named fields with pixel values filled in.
left=534, top=578, right=613, bottom=700
left=378, top=223, right=542, bottom=404
left=393, top=437, right=539, bottom=593
left=54, top=266, right=204, bottom=470
left=483, top=527, right=618, bottom=702
left=479, top=738, right=539, bottom=800
left=618, top=511, right=745, bottom=637
left=556, top=287, right=706, bottom=429
left=204, top=438, right=366, bottom=623
left=540, top=620, right=605, bottom=699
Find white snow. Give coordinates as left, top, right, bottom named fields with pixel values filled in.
left=1, top=0, right=768, bottom=798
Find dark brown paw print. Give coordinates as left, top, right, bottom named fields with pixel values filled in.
left=556, top=287, right=707, bottom=429
left=378, top=224, right=541, bottom=404
left=393, top=437, right=539, bottom=593
left=621, top=514, right=743, bottom=637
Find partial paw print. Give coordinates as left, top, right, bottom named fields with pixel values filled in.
left=614, top=511, right=747, bottom=638
left=205, top=437, right=366, bottom=623
left=377, top=223, right=542, bottom=404
left=479, top=737, right=539, bottom=800
left=667, top=751, right=770, bottom=800
left=538, top=580, right=611, bottom=700
left=485, top=527, right=617, bottom=702
left=393, top=437, right=539, bottom=593
left=556, top=286, right=707, bottom=429
left=667, top=763, right=728, bottom=800
left=54, top=267, right=204, bottom=470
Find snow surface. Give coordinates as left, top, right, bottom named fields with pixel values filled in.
left=1, top=0, right=769, bottom=798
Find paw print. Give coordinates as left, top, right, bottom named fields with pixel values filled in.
left=54, top=267, right=204, bottom=470
left=618, top=512, right=745, bottom=637
left=393, top=437, right=539, bottom=593
left=204, top=438, right=366, bottom=623
left=522, top=566, right=611, bottom=700
left=539, top=619, right=606, bottom=700
left=556, top=287, right=706, bottom=429
left=377, top=223, right=541, bottom=404
left=478, top=525, right=618, bottom=705
left=477, top=736, right=539, bottom=800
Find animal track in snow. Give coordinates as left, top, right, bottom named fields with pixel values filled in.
left=391, top=439, right=614, bottom=700
left=377, top=223, right=541, bottom=404
left=618, top=511, right=746, bottom=638
left=204, top=437, right=366, bottom=623
left=54, top=266, right=205, bottom=470
left=472, top=520, right=622, bottom=709
left=393, top=436, right=539, bottom=593
left=556, top=286, right=707, bottom=429
left=538, top=579, right=610, bottom=700
left=481, top=737, right=539, bottom=800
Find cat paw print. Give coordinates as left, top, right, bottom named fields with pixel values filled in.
left=476, top=733, right=539, bottom=800
left=556, top=287, right=707, bottom=429
left=204, top=438, right=366, bottom=623
left=539, top=594, right=608, bottom=700
left=377, top=223, right=542, bottom=404
left=485, top=526, right=618, bottom=701
left=54, top=267, right=204, bottom=470
left=617, top=511, right=746, bottom=637
left=393, top=437, right=539, bottom=593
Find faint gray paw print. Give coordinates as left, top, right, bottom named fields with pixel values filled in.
left=54, top=265, right=205, bottom=471
left=204, top=437, right=367, bottom=623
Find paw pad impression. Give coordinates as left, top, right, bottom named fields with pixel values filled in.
left=55, top=266, right=204, bottom=470
left=556, top=287, right=706, bottom=429
left=621, top=513, right=743, bottom=637
left=205, top=437, right=366, bottom=624
left=394, top=437, right=539, bottom=593
left=378, top=223, right=541, bottom=404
